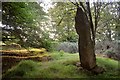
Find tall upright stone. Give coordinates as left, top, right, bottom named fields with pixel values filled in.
left=75, top=7, right=96, bottom=70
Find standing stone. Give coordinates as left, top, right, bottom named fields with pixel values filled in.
left=75, top=7, right=96, bottom=70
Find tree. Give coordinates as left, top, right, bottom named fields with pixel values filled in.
left=2, top=2, right=51, bottom=49
left=95, top=2, right=118, bottom=42
left=49, top=2, right=78, bottom=42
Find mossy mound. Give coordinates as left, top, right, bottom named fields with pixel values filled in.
left=2, top=48, right=52, bottom=74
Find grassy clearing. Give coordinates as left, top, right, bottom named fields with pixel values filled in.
left=3, top=51, right=119, bottom=79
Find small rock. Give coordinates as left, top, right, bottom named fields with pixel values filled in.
left=76, top=62, right=81, bottom=67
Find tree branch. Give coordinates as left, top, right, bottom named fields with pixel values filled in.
left=56, top=8, right=76, bottom=27
left=70, top=2, right=79, bottom=7
left=56, top=17, right=64, bottom=27
left=86, top=2, right=95, bottom=44
left=97, top=18, right=114, bottom=27
left=79, top=2, right=87, bottom=13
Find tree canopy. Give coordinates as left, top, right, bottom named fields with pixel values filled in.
left=49, top=2, right=78, bottom=42
left=1, top=1, right=120, bottom=50
left=2, top=2, right=50, bottom=48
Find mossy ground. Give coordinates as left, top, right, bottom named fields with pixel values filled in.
left=1, top=48, right=50, bottom=74
left=2, top=51, right=119, bottom=79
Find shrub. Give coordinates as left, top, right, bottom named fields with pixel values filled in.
left=105, top=49, right=115, bottom=58
left=95, top=40, right=118, bottom=55
left=104, top=49, right=120, bottom=60
left=50, top=42, right=59, bottom=51
left=56, top=42, right=78, bottom=53
left=42, top=40, right=53, bottom=52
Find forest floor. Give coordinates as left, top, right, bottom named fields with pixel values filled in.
left=1, top=48, right=120, bottom=79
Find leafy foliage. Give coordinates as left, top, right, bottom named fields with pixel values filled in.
left=2, top=2, right=51, bottom=49
left=49, top=2, right=78, bottom=42
left=95, top=3, right=118, bottom=41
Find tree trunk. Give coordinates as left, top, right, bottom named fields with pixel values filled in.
left=106, top=25, right=112, bottom=41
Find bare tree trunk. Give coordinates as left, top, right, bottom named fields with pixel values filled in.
left=75, top=7, right=104, bottom=74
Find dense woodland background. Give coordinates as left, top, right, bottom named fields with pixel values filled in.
left=0, top=1, right=120, bottom=79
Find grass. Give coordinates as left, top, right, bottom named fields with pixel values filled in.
left=95, top=57, right=119, bottom=78
left=2, top=48, right=50, bottom=74
left=2, top=51, right=119, bottom=79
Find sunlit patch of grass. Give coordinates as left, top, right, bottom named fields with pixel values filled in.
left=1, top=48, right=48, bottom=57
left=0, top=49, right=28, bottom=53
left=29, top=48, right=46, bottom=52
left=0, top=48, right=47, bottom=54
